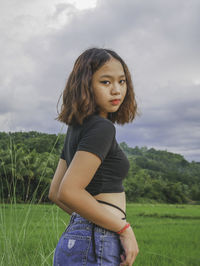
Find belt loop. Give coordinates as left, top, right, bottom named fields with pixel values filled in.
left=70, top=212, right=76, bottom=224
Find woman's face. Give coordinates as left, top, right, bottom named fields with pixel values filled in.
left=91, top=57, right=127, bottom=118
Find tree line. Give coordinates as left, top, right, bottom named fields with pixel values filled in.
left=0, top=131, right=200, bottom=204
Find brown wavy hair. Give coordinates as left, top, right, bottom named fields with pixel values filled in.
left=55, top=47, right=138, bottom=125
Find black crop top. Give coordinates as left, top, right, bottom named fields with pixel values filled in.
left=60, top=114, right=130, bottom=196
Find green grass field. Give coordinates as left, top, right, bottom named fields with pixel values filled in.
left=0, top=203, right=200, bottom=266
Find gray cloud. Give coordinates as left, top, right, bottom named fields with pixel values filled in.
left=117, top=83, right=200, bottom=161
left=0, top=0, right=199, bottom=161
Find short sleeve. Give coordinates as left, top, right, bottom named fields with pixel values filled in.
left=77, top=119, right=115, bottom=162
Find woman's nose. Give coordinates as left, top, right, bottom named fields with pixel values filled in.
left=111, top=83, right=121, bottom=94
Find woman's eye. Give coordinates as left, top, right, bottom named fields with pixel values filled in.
left=120, top=79, right=126, bottom=84
left=100, top=80, right=110, bottom=85
left=100, top=80, right=125, bottom=85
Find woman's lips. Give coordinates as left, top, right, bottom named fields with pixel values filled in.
left=110, top=99, right=121, bottom=105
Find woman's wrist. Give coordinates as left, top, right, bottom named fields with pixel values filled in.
left=116, top=222, right=130, bottom=234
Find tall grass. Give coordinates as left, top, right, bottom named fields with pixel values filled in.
left=0, top=203, right=66, bottom=265
left=0, top=128, right=66, bottom=265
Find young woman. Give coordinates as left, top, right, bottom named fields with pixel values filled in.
left=49, top=48, right=139, bottom=266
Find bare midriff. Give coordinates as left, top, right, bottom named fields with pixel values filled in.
left=94, top=191, right=126, bottom=220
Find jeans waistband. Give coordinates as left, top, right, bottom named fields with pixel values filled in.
left=69, top=212, right=119, bottom=236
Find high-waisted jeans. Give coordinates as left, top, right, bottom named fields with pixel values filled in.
left=53, top=212, right=125, bottom=266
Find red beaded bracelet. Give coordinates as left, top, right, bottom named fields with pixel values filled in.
left=117, top=222, right=130, bottom=234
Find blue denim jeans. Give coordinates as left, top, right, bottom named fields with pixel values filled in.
left=53, top=212, right=124, bottom=265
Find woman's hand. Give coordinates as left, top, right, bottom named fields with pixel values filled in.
left=119, top=226, right=139, bottom=266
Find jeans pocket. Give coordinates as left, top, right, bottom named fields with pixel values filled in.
left=55, top=234, right=91, bottom=266
left=100, top=236, right=121, bottom=265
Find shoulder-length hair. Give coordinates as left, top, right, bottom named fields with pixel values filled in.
left=55, top=47, right=138, bottom=125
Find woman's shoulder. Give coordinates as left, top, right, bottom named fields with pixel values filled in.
left=83, top=114, right=115, bottom=131
left=84, top=114, right=113, bottom=125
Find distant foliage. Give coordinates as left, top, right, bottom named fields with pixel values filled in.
left=120, top=142, right=200, bottom=203
left=0, top=132, right=200, bottom=204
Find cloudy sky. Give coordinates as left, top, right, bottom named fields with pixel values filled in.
left=0, top=0, right=199, bottom=162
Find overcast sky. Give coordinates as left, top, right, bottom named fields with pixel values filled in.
left=0, top=0, right=200, bottom=162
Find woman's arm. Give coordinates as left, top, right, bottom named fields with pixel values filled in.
left=57, top=150, right=126, bottom=232
left=48, top=158, right=74, bottom=215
